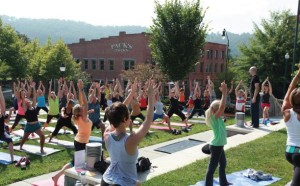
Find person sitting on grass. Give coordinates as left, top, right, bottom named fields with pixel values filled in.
left=204, top=81, right=232, bottom=186
left=19, top=81, right=45, bottom=154
left=0, top=86, right=15, bottom=163
left=281, top=63, right=300, bottom=186
left=52, top=79, right=92, bottom=186
left=101, top=77, right=155, bottom=186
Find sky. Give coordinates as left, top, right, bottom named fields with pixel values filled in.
left=0, top=0, right=298, bottom=34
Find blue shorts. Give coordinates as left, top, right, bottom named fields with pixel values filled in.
left=153, top=113, right=164, bottom=121
left=0, top=132, right=13, bottom=143
left=24, top=122, right=42, bottom=133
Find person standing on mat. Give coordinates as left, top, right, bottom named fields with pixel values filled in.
left=167, top=81, right=189, bottom=130
left=36, top=81, right=48, bottom=115
left=0, top=86, right=15, bottom=162
left=204, top=81, right=232, bottom=186
left=249, top=66, right=260, bottom=128
left=52, top=79, right=92, bottom=186
left=261, top=77, right=272, bottom=125
left=281, top=63, right=300, bottom=186
left=187, top=82, right=205, bottom=120
left=43, top=80, right=61, bottom=129
left=48, top=99, right=78, bottom=143
left=19, top=81, right=45, bottom=154
left=153, top=82, right=173, bottom=132
left=101, top=77, right=155, bottom=186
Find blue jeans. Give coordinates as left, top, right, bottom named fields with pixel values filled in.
left=205, top=145, right=228, bottom=186
left=251, top=96, right=260, bottom=128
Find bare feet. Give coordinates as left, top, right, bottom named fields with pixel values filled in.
left=52, top=176, right=58, bottom=186
left=41, top=149, right=45, bottom=154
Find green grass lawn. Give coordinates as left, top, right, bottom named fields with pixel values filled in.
left=143, top=129, right=291, bottom=186
left=1, top=113, right=288, bottom=186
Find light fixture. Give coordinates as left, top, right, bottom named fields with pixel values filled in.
left=60, top=63, right=66, bottom=72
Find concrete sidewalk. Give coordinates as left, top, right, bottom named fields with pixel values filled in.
left=7, top=119, right=286, bottom=186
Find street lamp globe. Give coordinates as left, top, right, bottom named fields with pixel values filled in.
left=285, top=53, right=290, bottom=60
left=60, top=63, right=66, bottom=72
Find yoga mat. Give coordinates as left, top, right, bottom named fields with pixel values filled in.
left=187, top=119, right=206, bottom=124
left=153, top=121, right=192, bottom=127
left=13, top=144, right=62, bottom=156
left=45, top=138, right=74, bottom=148
left=259, top=119, right=280, bottom=125
left=0, top=152, right=22, bottom=165
left=89, top=136, right=103, bottom=143
left=190, top=170, right=281, bottom=186
left=12, top=130, right=41, bottom=140
left=44, top=126, right=73, bottom=135
left=150, top=125, right=171, bottom=131
left=32, top=176, right=64, bottom=186
left=154, top=140, right=204, bottom=154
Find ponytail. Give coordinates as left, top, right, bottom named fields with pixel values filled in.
left=205, top=100, right=221, bottom=127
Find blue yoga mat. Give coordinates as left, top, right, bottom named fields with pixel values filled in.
left=89, top=136, right=103, bottom=143
left=0, top=152, right=22, bottom=165
left=190, top=170, right=281, bottom=186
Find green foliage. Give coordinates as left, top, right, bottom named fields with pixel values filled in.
left=0, top=19, right=28, bottom=79
left=149, top=0, right=207, bottom=81
left=232, top=10, right=296, bottom=98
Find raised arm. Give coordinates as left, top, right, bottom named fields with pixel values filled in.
left=48, top=80, right=52, bottom=100
left=228, top=80, right=233, bottom=94
left=31, top=81, right=37, bottom=107
left=235, top=80, right=242, bottom=97
left=41, top=81, right=46, bottom=95
left=282, top=64, right=300, bottom=112
left=123, top=78, right=137, bottom=107
left=267, top=78, right=272, bottom=95
left=0, top=86, right=5, bottom=116
left=77, top=79, right=88, bottom=120
left=215, top=81, right=227, bottom=119
left=193, top=82, right=199, bottom=100
left=126, top=78, right=155, bottom=152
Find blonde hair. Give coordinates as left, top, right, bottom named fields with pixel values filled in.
left=205, top=100, right=220, bottom=127
left=72, top=104, right=82, bottom=120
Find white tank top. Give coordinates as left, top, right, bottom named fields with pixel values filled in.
left=236, top=97, right=246, bottom=112
left=285, top=109, right=300, bottom=147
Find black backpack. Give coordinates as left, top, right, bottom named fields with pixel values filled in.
left=94, top=153, right=111, bottom=174
left=136, top=156, right=152, bottom=172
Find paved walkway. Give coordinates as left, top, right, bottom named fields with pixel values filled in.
left=7, top=117, right=287, bottom=186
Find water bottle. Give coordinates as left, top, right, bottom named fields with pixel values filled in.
left=74, top=180, right=82, bottom=186
left=80, top=171, right=87, bottom=186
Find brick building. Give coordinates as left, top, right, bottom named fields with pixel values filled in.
left=68, top=32, right=227, bottom=89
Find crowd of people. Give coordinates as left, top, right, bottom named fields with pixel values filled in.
left=0, top=65, right=299, bottom=185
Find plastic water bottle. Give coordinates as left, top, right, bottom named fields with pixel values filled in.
left=74, top=180, right=82, bottom=186
left=80, top=171, right=87, bottom=185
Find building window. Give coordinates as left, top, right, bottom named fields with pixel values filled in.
left=92, top=59, right=96, bottom=70
left=221, top=64, right=224, bottom=72
left=206, top=50, right=210, bottom=59
left=221, top=51, right=225, bottom=59
left=124, top=60, right=135, bottom=70
left=99, top=59, right=105, bottom=70
left=84, top=59, right=88, bottom=69
left=214, top=63, right=218, bottom=72
left=109, top=59, right=114, bottom=71
left=210, top=50, right=213, bottom=59
left=200, top=62, right=204, bottom=72
left=215, top=50, right=218, bottom=59
left=205, top=64, right=209, bottom=72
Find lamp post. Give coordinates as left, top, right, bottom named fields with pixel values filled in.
left=222, top=28, right=229, bottom=73
left=284, top=53, right=290, bottom=96
left=60, top=63, right=66, bottom=80
left=292, top=0, right=300, bottom=74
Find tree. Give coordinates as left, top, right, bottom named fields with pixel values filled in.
left=233, top=10, right=296, bottom=98
left=120, top=64, right=167, bottom=83
left=149, top=0, right=207, bottom=81
left=0, top=19, right=28, bottom=79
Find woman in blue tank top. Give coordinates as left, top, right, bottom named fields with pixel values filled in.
left=102, top=78, right=155, bottom=186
